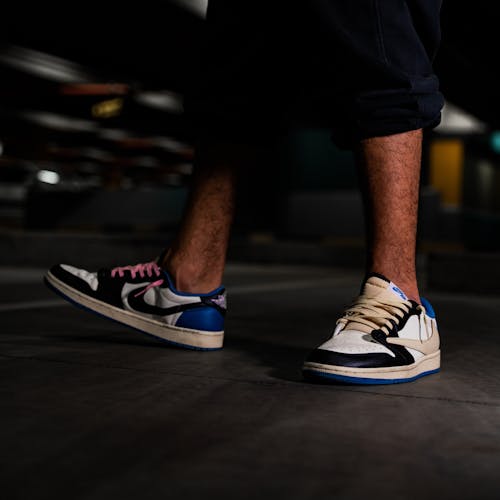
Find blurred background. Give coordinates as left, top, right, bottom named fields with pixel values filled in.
left=1, top=0, right=499, bottom=292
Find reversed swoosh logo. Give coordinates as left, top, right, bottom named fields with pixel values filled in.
left=125, top=284, right=204, bottom=316
left=387, top=322, right=440, bottom=355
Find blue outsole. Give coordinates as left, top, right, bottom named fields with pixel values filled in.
left=303, top=368, right=440, bottom=385
left=44, top=277, right=222, bottom=352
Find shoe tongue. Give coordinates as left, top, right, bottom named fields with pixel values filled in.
left=363, top=275, right=408, bottom=301
left=342, top=275, right=408, bottom=333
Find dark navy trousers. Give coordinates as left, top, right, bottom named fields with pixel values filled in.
left=184, top=0, right=444, bottom=149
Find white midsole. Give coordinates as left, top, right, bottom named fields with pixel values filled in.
left=303, top=350, right=440, bottom=380
left=46, top=271, right=224, bottom=349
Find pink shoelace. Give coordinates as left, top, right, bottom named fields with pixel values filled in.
left=111, top=261, right=164, bottom=297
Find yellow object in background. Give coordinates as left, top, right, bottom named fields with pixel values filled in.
left=429, top=139, right=464, bottom=207
left=92, top=98, right=123, bottom=119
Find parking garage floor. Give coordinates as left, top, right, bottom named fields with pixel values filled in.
left=1, top=263, right=499, bottom=499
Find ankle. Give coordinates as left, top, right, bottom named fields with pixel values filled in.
left=396, top=283, right=420, bottom=304
left=161, top=254, right=222, bottom=294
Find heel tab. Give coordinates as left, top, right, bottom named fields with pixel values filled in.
left=420, top=297, right=436, bottom=318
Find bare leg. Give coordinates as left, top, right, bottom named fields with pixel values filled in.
left=357, top=129, right=422, bottom=302
left=161, top=142, right=241, bottom=293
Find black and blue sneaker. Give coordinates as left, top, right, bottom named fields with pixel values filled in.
left=45, top=259, right=226, bottom=350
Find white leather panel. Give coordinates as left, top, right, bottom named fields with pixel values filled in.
left=61, top=264, right=99, bottom=291
left=318, top=330, right=395, bottom=357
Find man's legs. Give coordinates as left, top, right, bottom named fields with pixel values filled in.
left=303, top=128, right=440, bottom=384
left=44, top=140, right=240, bottom=350
left=161, top=142, right=240, bottom=294
left=357, top=129, right=423, bottom=303
left=163, top=130, right=423, bottom=300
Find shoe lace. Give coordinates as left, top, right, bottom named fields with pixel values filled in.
left=338, top=294, right=413, bottom=336
left=111, top=261, right=163, bottom=280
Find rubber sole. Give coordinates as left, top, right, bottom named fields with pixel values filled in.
left=45, top=271, right=224, bottom=351
left=303, top=350, right=440, bottom=385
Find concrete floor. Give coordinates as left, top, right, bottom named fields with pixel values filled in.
left=1, top=264, right=499, bottom=500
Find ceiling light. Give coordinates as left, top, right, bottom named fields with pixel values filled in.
left=436, top=101, right=487, bottom=134
left=170, top=0, right=208, bottom=17
left=151, top=136, right=190, bottom=152
left=135, top=91, right=183, bottom=113
left=99, top=129, right=130, bottom=141
left=37, top=170, right=60, bottom=184
left=0, top=45, right=93, bottom=82
left=21, top=111, right=98, bottom=132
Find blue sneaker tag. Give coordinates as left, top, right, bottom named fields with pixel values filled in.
left=388, top=282, right=408, bottom=301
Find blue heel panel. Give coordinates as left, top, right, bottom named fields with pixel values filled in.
left=420, top=297, right=436, bottom=318
left=176, top=307, right=224, bottom=332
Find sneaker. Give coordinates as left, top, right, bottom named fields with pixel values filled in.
left=44, top=259, right=226, bottom=350
left=303, top=273, right=440, bottom=384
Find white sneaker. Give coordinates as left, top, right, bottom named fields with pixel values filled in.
left=303, top=273, right=440, bottom=384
